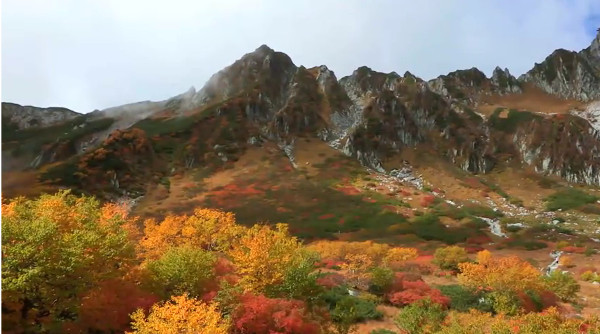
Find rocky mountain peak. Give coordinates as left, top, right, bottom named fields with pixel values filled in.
left=519, top=32, right=600, bottom=101
left=491, top=66, right=522, bottom=94
left=1, top=102, right=80, bottom=130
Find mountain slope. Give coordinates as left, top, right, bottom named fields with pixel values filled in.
left=3, top=32, right=600, bottom=201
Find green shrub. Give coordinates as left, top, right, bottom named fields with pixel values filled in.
left=369, top=267, right=395, bottom=295
left=506, top=239, right=548, bottom=250
left=438, top=285, right=493, bottom=312
left=145, top=246, right=216, bottom=299
left=433, top=246, right=469, bottom=271
left=394, top=298, right=446, bottom=334
left=505, top=225, right=523, bottom=233
left=544, top=188, right=599, bottom=211
left=544, top=270, right=580, bottom=302
left=411, top=214, right=470, bottom=244
left=331, top=295, right=383, bottom=323
left=370, top=330, right=397, bottom=334
left=489, top=109, right=542, bottom=133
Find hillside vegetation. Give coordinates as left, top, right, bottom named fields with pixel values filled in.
left=2, top=191, right=600, bottom=333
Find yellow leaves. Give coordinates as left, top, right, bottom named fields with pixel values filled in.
left=341, top=253, right=374, bottom=287
left=558, top=255, right=574, bottom=268
left=1, top=200, right=19, bottom=218
left=308, top=240, right=391, bottom=265
left=227, top=223, right=302, bottom=292
left=440, top=307, right=600, bottom=333
left=458, top=251, right=543, bottom=294
left=383, top=247, right=418, bottom=268
left=475, top=249, right=492, bottom=265
left=139, top=208, right=245, bottom=260
left=127, top=294, right=230, bottom=334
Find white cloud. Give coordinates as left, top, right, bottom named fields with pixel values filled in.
left=2, top=0, right=600, bottom=112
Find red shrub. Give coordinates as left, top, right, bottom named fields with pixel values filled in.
left=387, top=279, right=450, bottom=307
left=516, top=291, right=537, bottom=313
left=233, top=294, right=321, bottom=334
left=385, top=278, right=449, bottom=308
left=316, top=273, right=346, bottom=288
left=318, top=259, right=344, bottom=269
left=214, top=257, right=235, bottom=276
left=65, top=279, right=159, bottom=333
left=538, top=290, right=559, bottom=309
left=420, top=195, right=436, bottom=207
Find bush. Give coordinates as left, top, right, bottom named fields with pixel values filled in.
left=370, top=330, right=397, bottom=334
left=433, top=246, right=469, bottom=271
left=145, top=246, right=217, bottom=299
left=411, top=214, right=469, bottom=244
left=544, top=188, right=599, bottom=211
left=394, top=298, right=446, bottom=334
left=387, top=280, right=450, bottom=308
left=233, top=294, right=321, bottom=334
left=438, top=285, right=492, bottom=312
left=331, top=295, right=383, bottom=323
left=369, top=267, right=395, bottom=295
left=544, top=271, right=580, bottom=302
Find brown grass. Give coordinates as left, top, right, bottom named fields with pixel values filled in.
left=479, top=84, right=583, bottom=116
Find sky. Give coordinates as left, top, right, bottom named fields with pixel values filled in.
left=2, top=0, right=600, bottom=113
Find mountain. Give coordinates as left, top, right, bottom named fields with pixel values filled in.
left=520, top=32, right=600, bottom=101
left=3, top=32, right=600, bottom=206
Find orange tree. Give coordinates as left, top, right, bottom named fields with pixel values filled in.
left=1, top=191, right=136, bottom=332
left=457, top=250, right=544, bottom=314
left=127, top=294, right=230, bottom=334
left=138, top=208, right=245, bottom=259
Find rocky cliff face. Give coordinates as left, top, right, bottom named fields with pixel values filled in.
left=519, top=31, right=600, bottom=101
left=2, top=102, right=80, bottom=130
left=4, top=32, right=600, bottom=194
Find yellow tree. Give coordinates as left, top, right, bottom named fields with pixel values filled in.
left=342, top=253, right=375, bottom=288
left=2, top=191, right=136, bottom=332
left=458, top=250, right=544, bottom=314
left=228, top=223, right=303, bottom=292
left=383, top=247, right=418, bottom=269
left=139, top=208, right=246, bottom=259
left=458, top=251, right=543, bottom=293
left=127, top=294, right=230, bottom=334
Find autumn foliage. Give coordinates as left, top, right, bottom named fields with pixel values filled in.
left=3, top=191, right=597, bottom=334
left=458, top=250, right=544, bottom=294
left=232, top=294, right=321, bottom=334
left=128, top=294, right=230, bottom=334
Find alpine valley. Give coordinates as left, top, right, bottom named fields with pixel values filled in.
left=3, top=30, right=600, bottom=322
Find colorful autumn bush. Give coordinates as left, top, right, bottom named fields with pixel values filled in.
left=65, top=278, right=159, bottom=333
left=433, top=246, right=469, bottom=271
left=387, top=280, right=450, bottom=308
left=233, top=294, right=322, bottom=334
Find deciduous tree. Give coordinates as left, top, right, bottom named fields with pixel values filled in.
left=228, top=223, right=303, bottom=292
left=433, top=246, right=469, bottom=271
left=2, top=191, right=135, bottom=331
left=128, top=294, right=230, bottom=334
left=139, top=208, right=245, bottom=259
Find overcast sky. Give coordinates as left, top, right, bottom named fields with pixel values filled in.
left=2, top=0, right=600, bottom=113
